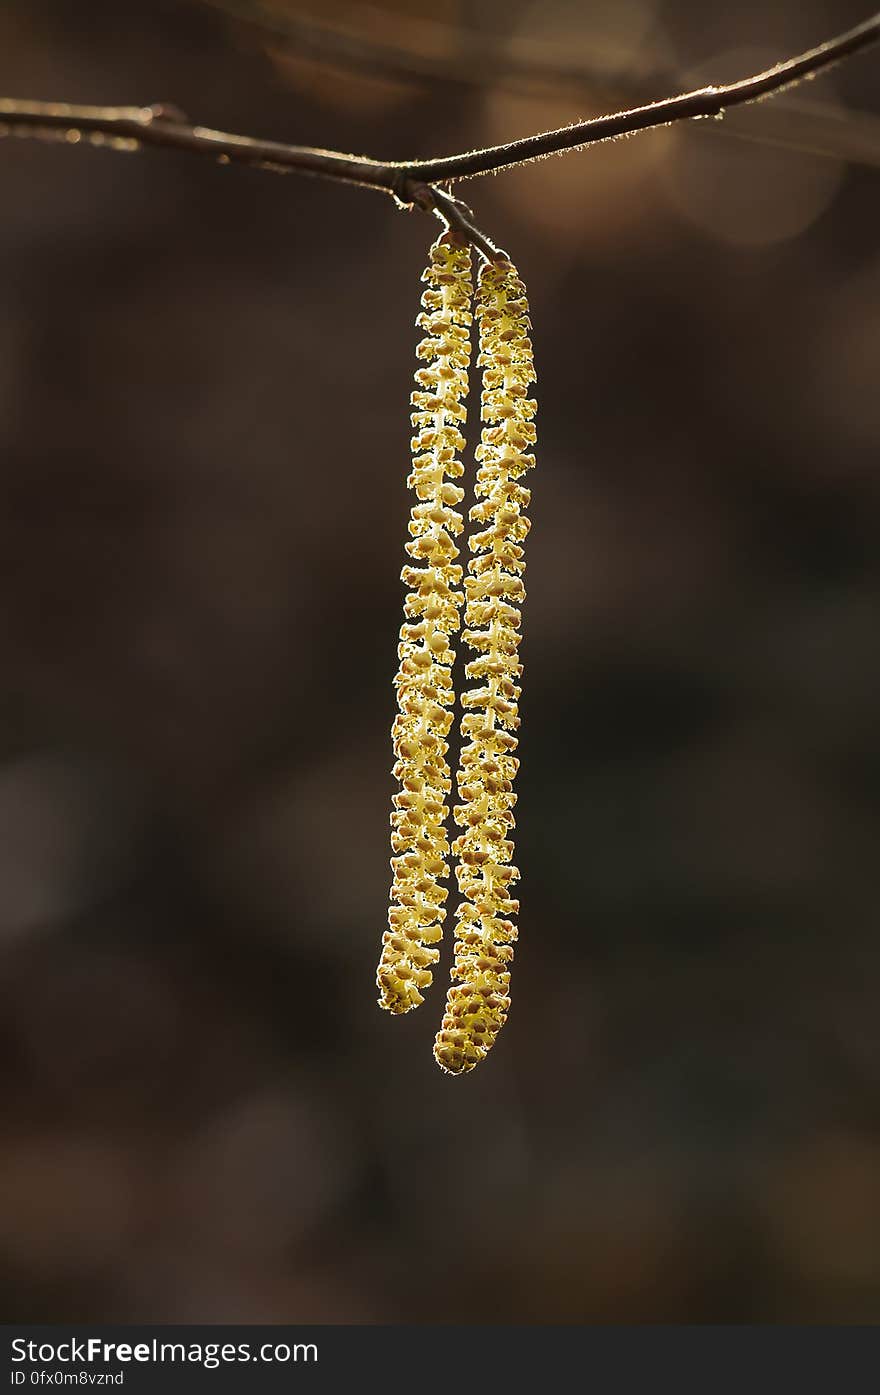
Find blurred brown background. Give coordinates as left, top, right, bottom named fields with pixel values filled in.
left=0, top=0, right=878, bottom=1323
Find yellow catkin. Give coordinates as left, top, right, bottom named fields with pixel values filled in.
left=434, top=257, right=536, bottom=1073
left=376, top=233, right=473, bottom=1014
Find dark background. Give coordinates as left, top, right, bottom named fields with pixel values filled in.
left=0, top=0, right=878, bottom=1322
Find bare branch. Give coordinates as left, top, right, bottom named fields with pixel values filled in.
left=408, top=12, right=880, bottom=182
left=0, top=99, right=397, bottom=192
left=0, top=10, right=878, bottom=233
left=205, top=0, right=880, bottom=169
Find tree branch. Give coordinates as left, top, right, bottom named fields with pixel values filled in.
left=1, top=10, right=878, bottom=237
left=0, top=99, right=398, bottom=192
left=205, top=0, right=880, bottom=169
left=407, top=12, right=880, bottom=183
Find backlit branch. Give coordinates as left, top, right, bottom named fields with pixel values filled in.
left=0, top=10, right=878, bottom=252
left=205, top=0, right=880, bottom=169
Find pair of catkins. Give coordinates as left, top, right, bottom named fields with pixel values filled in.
left=375, top=232, right=537, bottom=1075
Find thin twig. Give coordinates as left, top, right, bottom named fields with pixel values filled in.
left=0, top=11, right=878, bottom=220
left=0, top=99, right=397, bottom=191
left=204, top=0, right=880, bottom=169
left=411, top=184, right=504, bottom=262
left=408, top=12, right=880, bottom=182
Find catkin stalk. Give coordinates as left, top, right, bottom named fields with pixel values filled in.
left=434, top=257, right=536, bottom=1073
left=376, top=234, right=473, bottom=1014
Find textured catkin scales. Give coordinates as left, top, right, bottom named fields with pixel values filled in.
left=434, top=257, right=537, bottom=1074
left=376, top=234, right=473, bottom=1014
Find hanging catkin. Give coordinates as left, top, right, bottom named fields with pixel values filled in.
left=376, top=233, right=473, bottom=1015
left=434, top=257, right=536, bottom=1074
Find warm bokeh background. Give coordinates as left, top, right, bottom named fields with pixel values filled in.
left=0, top=0, right=878, bottom=1322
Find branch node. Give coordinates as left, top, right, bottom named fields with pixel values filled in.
left=145, top=103, right=190, bottom=126
left=391, top=168, right=421, bottom=208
